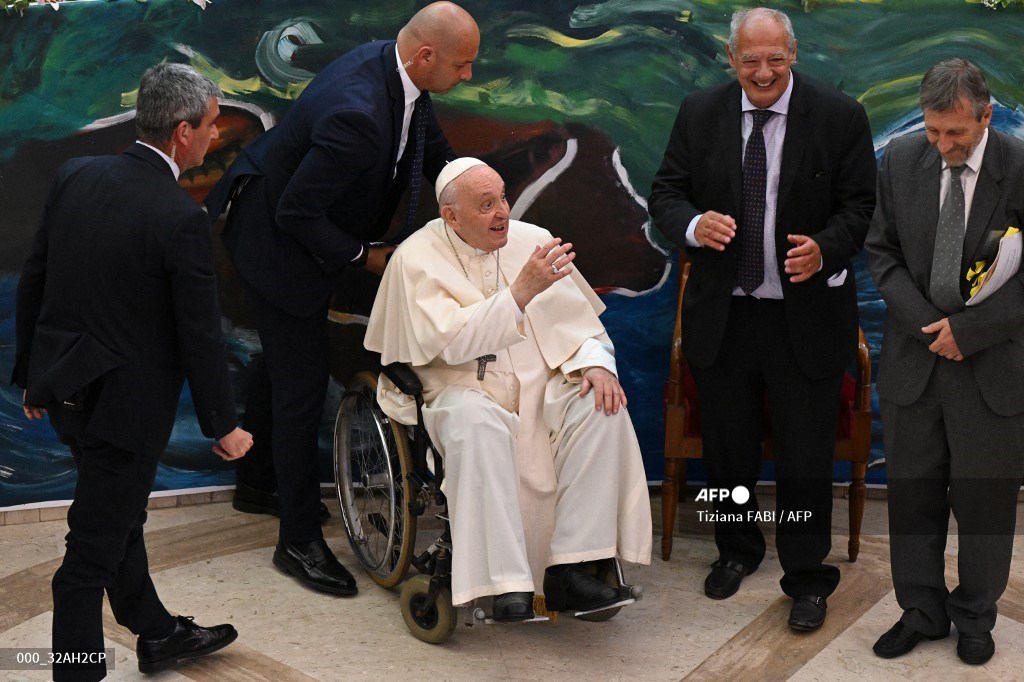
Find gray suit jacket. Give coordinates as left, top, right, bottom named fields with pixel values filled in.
left=866, top=129, right=1024, bottom=415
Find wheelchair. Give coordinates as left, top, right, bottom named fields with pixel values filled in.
left=332, top=363, right=642, bottom=644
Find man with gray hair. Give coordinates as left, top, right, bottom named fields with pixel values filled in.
left=649, top=7, right=876, bottom=631
left=866, top=57, right=1024, bottom=665
left=365, top=158, right=651, bottom=621
left=14, top=63, right=251, bottom=680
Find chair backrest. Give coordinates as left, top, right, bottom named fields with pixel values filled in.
left=663, top=258, right=872, bottom=453
left=664, top=261, right=690, bottom=408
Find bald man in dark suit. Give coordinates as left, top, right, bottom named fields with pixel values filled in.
left=205, top=2, right=479, bottom=594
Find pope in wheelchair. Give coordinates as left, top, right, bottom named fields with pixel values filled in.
left=364, top=158, right=652, bottom=624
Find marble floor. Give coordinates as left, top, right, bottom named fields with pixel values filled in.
left=3, top=490, right=1024, bottom=681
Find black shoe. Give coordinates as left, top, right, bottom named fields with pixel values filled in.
left=136, top=615, right=237, bottom=674
left=872, top=621, right=949, bottom=659
left=703, top=559, right=756, bottom=600
left=543, top=564, right=620, bottom=612
left=957, top=631, right=995, bottom=665
left=492, top=592, right=534, bottom=622
left=788, top=595, right=827, bottom=632
left=233, top=483, right=330, bottom=524
left=273, top=539, right=358, bottom=596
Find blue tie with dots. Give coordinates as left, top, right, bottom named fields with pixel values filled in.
left=929, top=164, right=967, bottom=313
left=737, top=109, right=774, bottom=294
left=401, top=94, right=429, bottom=238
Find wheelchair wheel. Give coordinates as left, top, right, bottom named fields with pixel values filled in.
left=400, top=575, right=457, bottom=644
left=334, top=371, right=417, bottom=588
left=576, top=561, right=623, bottom=622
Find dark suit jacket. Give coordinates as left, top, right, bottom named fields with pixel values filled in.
left=206, top=40, right=454, bottom=318
left=12, top=144, right=238, bottom=457
left=865, top=129, right=1024, bottom=416
left=648, top=72, right=877, bottom=380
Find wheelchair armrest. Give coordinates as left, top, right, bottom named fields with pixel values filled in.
left=382, top=363, right=423, bottom=397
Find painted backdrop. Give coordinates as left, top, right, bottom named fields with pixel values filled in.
left=2, top=0, right=1023, bottom=507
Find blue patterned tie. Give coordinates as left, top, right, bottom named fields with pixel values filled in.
left=929, top=164, right=968, bottom=313
left=737, top=109, right=774, bottom=294
left=401, top=94, right=429, bottom=239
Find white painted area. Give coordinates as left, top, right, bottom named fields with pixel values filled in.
left=509, top=138, right=578, bottom=220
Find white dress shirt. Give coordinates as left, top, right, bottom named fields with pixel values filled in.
left=394, top=44, right=421, bottom=173
left=940, top=127, right=988, bottom=219
left=137, top=141, right=180, bottom=180
left=686, top=75, right=795, bottom=299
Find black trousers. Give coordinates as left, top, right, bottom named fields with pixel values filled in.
left=241, top=283, right=330, bottom=545
left=51, top=430, right=175, bottom=682
left=689, top=296, right=843, bottom=598
left=883, top=359, right=1024, bottom=636
left=235, top=355, right=276, bottom=492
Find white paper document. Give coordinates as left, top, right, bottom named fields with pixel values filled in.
left=966, top=230, right=1022, bottom=306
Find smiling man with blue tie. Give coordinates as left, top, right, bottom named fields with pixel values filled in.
left=206, top=2, right=479, bottom=596
left=648, top=7, right=876, bottom=631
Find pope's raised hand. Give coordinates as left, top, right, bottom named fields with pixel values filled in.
left=511, top=238, right=575, bottom=311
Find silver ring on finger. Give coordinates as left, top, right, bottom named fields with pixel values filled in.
left=551, top=263, right=559, bottom=274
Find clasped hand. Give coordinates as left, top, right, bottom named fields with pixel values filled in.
left=923, top=318, right=962, bottom=361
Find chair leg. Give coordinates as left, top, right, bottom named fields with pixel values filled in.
left=661, top=459, right=681, bottom=561
left=847, top=462, right=867, bottom=562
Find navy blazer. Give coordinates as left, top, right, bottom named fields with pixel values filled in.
left=207, top=40, right=454, bottom=318
left=13, top=144, right=238, bottom=457
left=649, top=72, right=877, bottom=379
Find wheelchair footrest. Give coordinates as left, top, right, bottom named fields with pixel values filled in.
left=464, top=584, right=642, bottom=625
left=567, top=596, right=636, bottom=617
left=467, top=608, right=551, bottom=626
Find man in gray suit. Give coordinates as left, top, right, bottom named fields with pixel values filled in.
left=866, top=58, right=1024, bottom=666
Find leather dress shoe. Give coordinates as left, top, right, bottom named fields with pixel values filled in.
left=872, top=621, right=949, bottom=659
left=273, top=539, right=358, bottom=595
left=136, top=615, right=237, bottom=673
left=492, top=591, right=534, bottom=622
left=543, top=563, right=620, bottom=612
left=703, top=559, right=756, bottom=600
left=789, top=595, right=827, bottom=631
left=233, top=483, right=330, bottom=524
left=957, top=631, right=995, bottom=665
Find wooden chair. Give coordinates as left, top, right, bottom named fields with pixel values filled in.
left=661, top=262, right=871, bottom=562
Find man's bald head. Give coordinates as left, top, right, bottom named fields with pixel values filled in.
left=397, top=2, right=479, bottom=94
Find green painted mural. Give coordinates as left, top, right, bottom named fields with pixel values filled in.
left=2, top=0, right=1023, bottom=506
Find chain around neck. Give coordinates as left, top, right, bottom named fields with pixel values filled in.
left=444, top=222, right=500, bottom=292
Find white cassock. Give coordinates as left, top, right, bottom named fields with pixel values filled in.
left=365, top=218, right=652, bottom=606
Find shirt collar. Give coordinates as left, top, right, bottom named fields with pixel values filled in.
left=445, top=221, right=493, bottom=257
left=740, top=72, right=794, bottom=117
left=395, top=44, right=421, bottom=108
left=136, top=141, right=181, bottom=180
left=944, top=127, right=989, bottom=175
